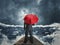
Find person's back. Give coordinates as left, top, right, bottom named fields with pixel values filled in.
left=25, top=24, right=33, bottom=31
left=24, top=23, right=33, bottom=43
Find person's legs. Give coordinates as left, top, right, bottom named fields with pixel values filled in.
left=24, top=30, right=28, bottom=43
left=29, top=30, right=33, bottom=43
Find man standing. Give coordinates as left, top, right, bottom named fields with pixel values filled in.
left=23, top=14, right=38, bottom=43
left=24, top=23, right=33, bottom=43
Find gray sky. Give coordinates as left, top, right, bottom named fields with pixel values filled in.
left=0, top=0, right=60, bottom=25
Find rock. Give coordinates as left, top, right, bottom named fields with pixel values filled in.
left=14, top=37, right=43, bottom=45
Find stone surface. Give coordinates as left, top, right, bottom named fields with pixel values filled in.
left=14, top=37, right=43, bottom=45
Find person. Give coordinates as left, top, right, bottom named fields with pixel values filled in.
left=24, top=23, right=33, bottom=43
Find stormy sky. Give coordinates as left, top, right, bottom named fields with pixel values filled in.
left=0, top=0, right=60, bottom=25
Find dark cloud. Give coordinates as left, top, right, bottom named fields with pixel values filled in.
left=0, top=0, right=60, bottom=25
left=40, top=0, right=60, bottom=24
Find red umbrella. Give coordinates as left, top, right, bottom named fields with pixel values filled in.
left=24, top=14, right=39, bottom=24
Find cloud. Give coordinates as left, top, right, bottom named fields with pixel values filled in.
left=36, top=0, right=42, bottom=5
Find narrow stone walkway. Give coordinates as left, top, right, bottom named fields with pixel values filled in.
left=14, top=37, right=43, bottom=45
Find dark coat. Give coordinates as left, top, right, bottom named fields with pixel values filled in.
left=24, top=23, right=33, bottom=31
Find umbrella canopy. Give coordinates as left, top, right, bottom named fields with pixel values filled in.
left=24, top=14, right=39, bottom=24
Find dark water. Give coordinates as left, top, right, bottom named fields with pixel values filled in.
left=0, top=25, right=56, bottom=45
